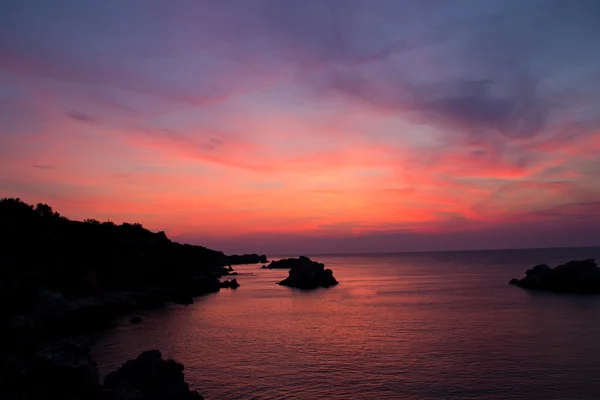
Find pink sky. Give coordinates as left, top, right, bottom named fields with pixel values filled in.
left=1, top=0, right=599, bottom=253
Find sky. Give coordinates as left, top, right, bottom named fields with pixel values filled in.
left=1, top=0, right=599, bottom=254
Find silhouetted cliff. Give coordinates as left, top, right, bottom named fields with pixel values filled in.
left=0, top=198, right=234, bottom=336
left=0, top=198, right=245, bottom=399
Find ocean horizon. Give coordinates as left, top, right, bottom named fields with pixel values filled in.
left=92, top=246, right=600, bottom=399
left=272, top=245, right=600, bottom=258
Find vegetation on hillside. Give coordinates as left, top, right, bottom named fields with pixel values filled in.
left=0, top=198, right=229, bottom=316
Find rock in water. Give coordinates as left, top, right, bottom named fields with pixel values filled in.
left=276, top=257, right=339, bottom=289
left=509, top=259, right=600, bottom=293
left=219, top=279, right=240, bottom=289
left=103, top=350, right=203, bottom=400
left=265, top=255, right=316, bottom=269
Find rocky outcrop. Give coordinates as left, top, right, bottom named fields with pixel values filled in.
left=228, top=253, right=268, bottom=265
left=265, top=256, right=314, bottom=269
left=1, top=341, right=205, bottom=400
left=509, top=259, right=600, bottom=293
left=0, top=339, right=102, bottom=400
left=103, top=350, right=203, bottom=400
left=275, top=257, right=339, bottom=289
left=220, top=279, right=240, bottom=289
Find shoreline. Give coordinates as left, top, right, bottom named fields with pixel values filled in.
left=0, top=198, right=267, bottom=399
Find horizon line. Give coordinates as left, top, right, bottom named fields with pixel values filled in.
left=267, top=245, right=600, bottom=258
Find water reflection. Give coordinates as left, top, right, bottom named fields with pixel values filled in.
left=93, top=248, right=600, bottom=399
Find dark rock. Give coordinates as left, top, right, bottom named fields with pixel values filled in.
left=526, top=264, right=552, bottom=277
left=103, top=350, right=203, bottom=400
left=37, top=339, right=100, bottom=394
left=508, top=278, right=519, bottom=285
left=130, top=316, right=143, bottom=324
left=228, top=253, right=268, bottom=265
left=168, top=292, right=194, bottom=305
left=276, top=257, right=339, bottom=289
left=220, top=280, right=231, bottom=288
left=26, top=291, right=132, bottom=337
left=132, top=289, right=166, bottom=310
left=220, top=279, right=240, bottom=289
left=266, top=255, right=315, bottom=269
left=1, top=346, right=205, bottom=400
left=31, top=289, right=73, bottom=321
left=0, top=339, right=101, bottom=400
left=214, top=266, right=231, bottom=277
left=66, top=294, right=133, bottom=332
left=190, top=276, right=221, bottom=296
left=510, top=259, right=600, bottom=293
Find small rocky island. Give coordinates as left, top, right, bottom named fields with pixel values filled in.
left=509, top=259, right=600, bottom=293
left=267, top=256, right=339, bottom=289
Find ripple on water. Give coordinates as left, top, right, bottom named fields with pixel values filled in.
left=92, top=248, right=600, bottom=399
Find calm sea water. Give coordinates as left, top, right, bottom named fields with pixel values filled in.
left=92, top=247, right=600, bottom=400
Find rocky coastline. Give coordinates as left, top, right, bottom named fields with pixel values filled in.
left=0, top=198, right=248, bottom=399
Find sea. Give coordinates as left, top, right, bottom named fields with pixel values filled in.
left=92, top=247, right=600, bottom=400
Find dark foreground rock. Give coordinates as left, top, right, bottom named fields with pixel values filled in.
left=1, top=344, right=204, bottom=400
left=103, top=350, right=203, bottom=400
left=275, top=257, right=339, bottom=289
left=228, top=253, right=268, bottom=264
left=509, top=259, right=600, bottom=293
left=0, top=338, right=101, bottom=400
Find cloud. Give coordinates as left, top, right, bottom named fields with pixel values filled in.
left=327, top=72, right=549, bottom=139
left=418, top=77, right=546, bottom=138
left=32, top=164, right=56, bottom=170
left=67, top=111, right=98, bottom=124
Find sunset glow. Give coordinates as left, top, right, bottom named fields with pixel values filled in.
left=1, top=0, right=599, bottom=253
